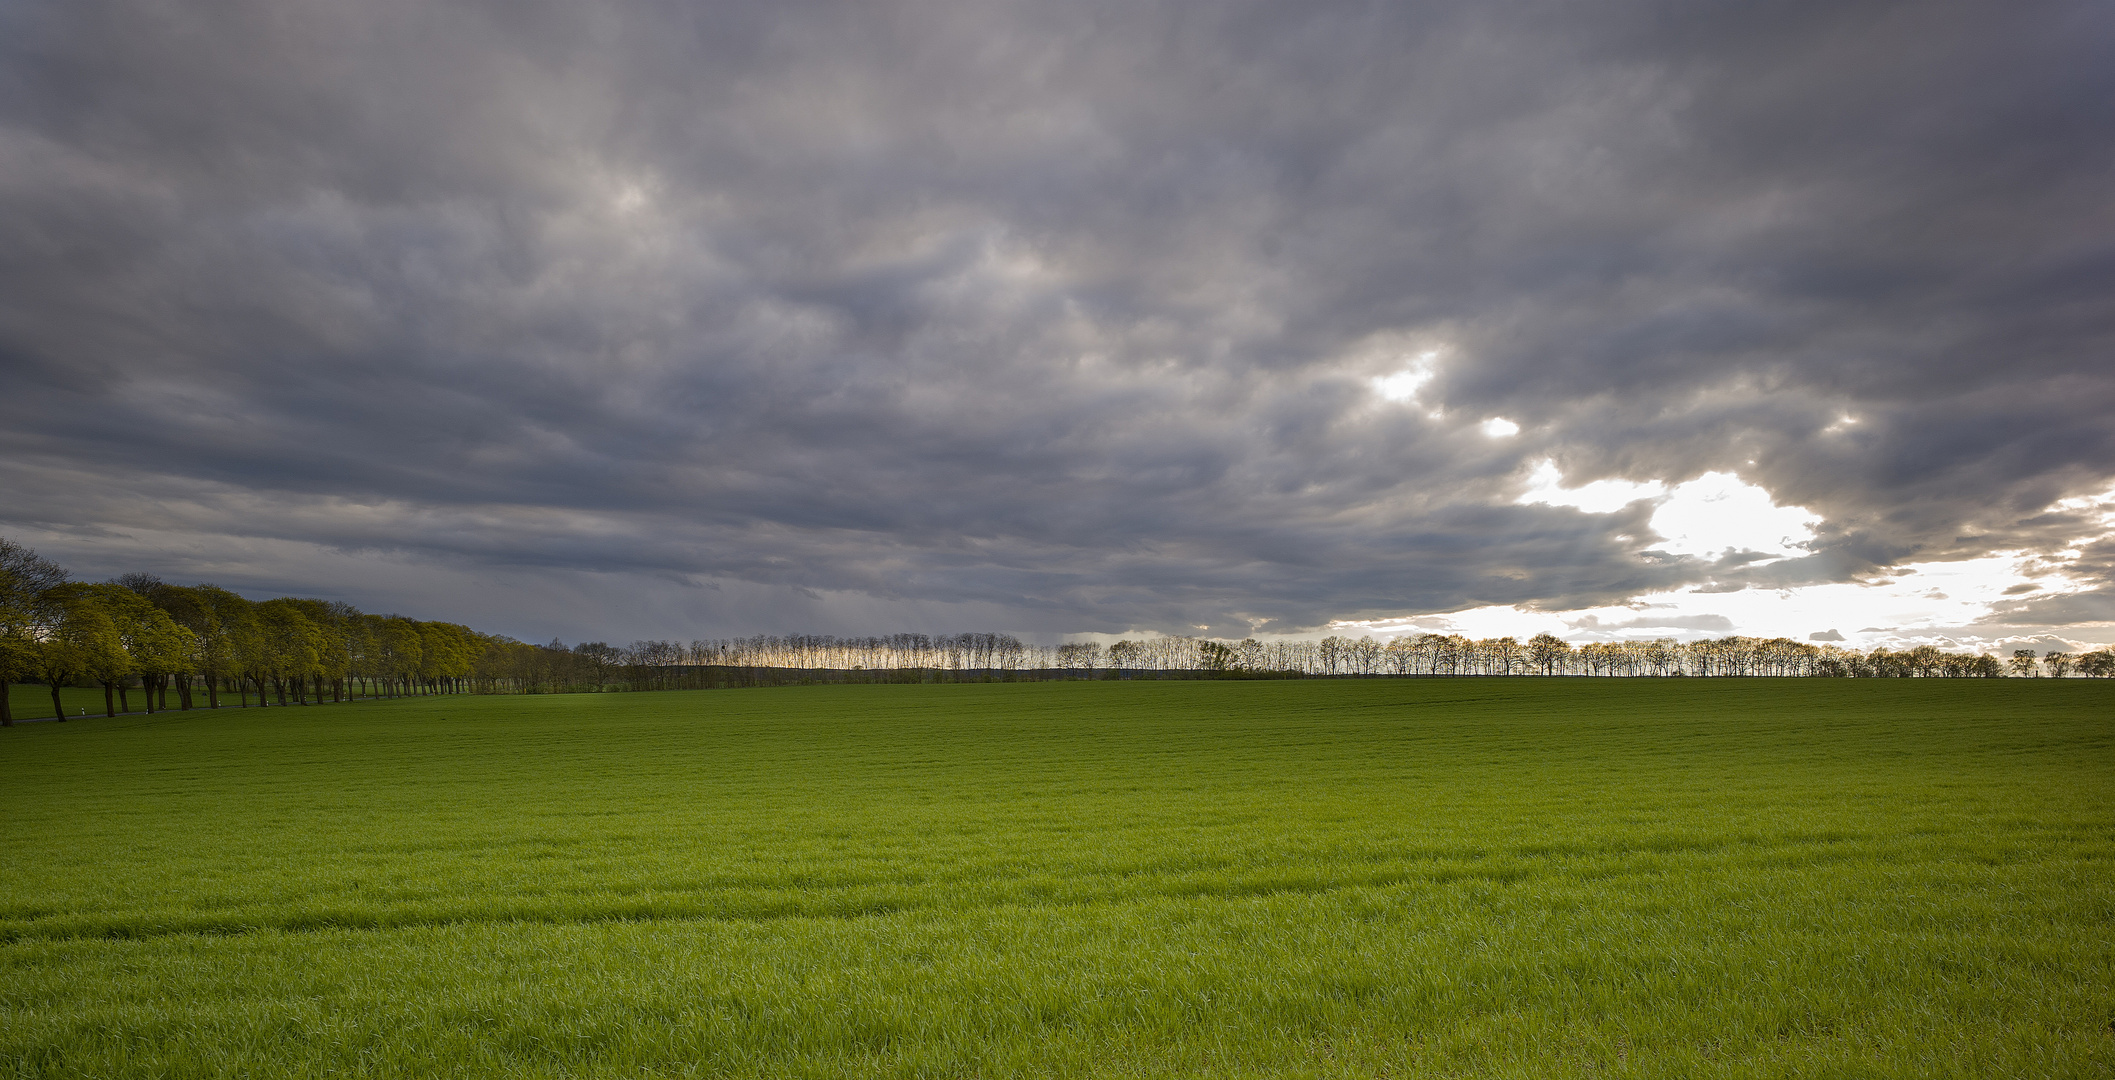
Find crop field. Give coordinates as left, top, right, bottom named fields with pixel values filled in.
left=1, top=679, right=2109, bottom=1078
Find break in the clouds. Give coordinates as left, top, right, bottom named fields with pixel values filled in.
left=2, top=0, right=2111, bottom=646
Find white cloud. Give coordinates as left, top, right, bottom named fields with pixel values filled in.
left=1518, top=463, right=1820, bottom=558
left=1649, top=472, right=1820, bottom=558
left=1335, top=550, right=2113, bottom=650
left=1518, top=460, right=1665, bottom=514
left=1480, top=416, right=1520, bottom=437
left=1395, top=472, right=2115, bottom=651
left=1370, top=349, right=1440, bottom=405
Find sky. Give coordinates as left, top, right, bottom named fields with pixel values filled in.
left=2, top=0, right=2112, bottom=652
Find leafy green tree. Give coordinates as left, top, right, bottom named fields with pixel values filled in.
left=138, top=583, right=212, bottom=709
left=188, top=586, right=258, bottom=707
left=415, top=622, right=478, bottom=695
left=85, top=584, right=194, bottom=714
left=2008, top=649, right=2039, bottom=677
left=255, top=599, right=324, bottom=705
left=28, top=585, right=129, bottom=719
left=2041, top=651, right=2073, bottom=678
left=0, top=538, right=69, bottom=726
left=377, top=617, right=426, bottom=697
left=283, top=599, right=359, bottom=703
left=353, top=613, right=391, bottom=697
left=336, top=608, right=378, bottom=699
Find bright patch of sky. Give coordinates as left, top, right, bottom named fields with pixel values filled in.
left=1519, top=462, right=1819, bottom=559
left=1646, top=472, right=1821, bottom=558
left=1326, top=475, right=2115, bottom=652
left=1337, top=551, right=2106, bottom=651
left=1371, top=356, right=1436, bottom=403
left=1515, top=460, right=1663, bottom=514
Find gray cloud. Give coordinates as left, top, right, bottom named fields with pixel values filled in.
left=2, top=0, right=2112, bottom=640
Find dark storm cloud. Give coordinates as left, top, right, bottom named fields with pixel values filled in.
left=2, top=0, right=2111, bottom=638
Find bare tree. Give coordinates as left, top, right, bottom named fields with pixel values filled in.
left=1527, top=633, right=1572, bottom=676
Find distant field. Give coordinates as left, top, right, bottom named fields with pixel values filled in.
left=1, top=679, right=2109, bottom=1078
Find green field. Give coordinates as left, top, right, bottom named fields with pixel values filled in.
left=5, top=682, right=293, bottom=722
left=6, top=683, right=127, bottom=722
left=1, top=679, right=2109, bottom=1078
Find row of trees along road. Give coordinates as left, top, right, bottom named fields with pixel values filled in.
left=7, top=536, right=2111, bottom=725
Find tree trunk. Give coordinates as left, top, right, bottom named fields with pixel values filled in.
left=103, top=681, right=116, bottom=717
left=51, top=681, right=66, bottom=721
left=118, top=682, right=131, bottom=714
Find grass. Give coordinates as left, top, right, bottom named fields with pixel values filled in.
left=6, top=682, right=358, bottom=722
left=0, top=678, right=2109, bottom=1078
left=5, top=683, right=123, bottom=722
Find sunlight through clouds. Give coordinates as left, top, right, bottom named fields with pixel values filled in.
left=1370, top=352, right=1437, bottom=403
left=1338, top=548, right=2095, bottom=651
left=1649, top=473, right=1820, bottom=559
left=1517, top=460, right=1665, bottom=514
left=1518, top=463, right=1818, bottom=559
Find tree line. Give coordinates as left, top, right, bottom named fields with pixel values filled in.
left=5, top=537, right=2109, bottom=725
left=0, top=539, right=513, bottom=725
left=664, top=631, right=2109, bottom=681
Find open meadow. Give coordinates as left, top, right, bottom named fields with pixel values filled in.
left=1, top=678, right=2110, bottom=1078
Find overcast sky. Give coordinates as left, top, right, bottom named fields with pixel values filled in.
left=3, top=0, right=2111, bottom=650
